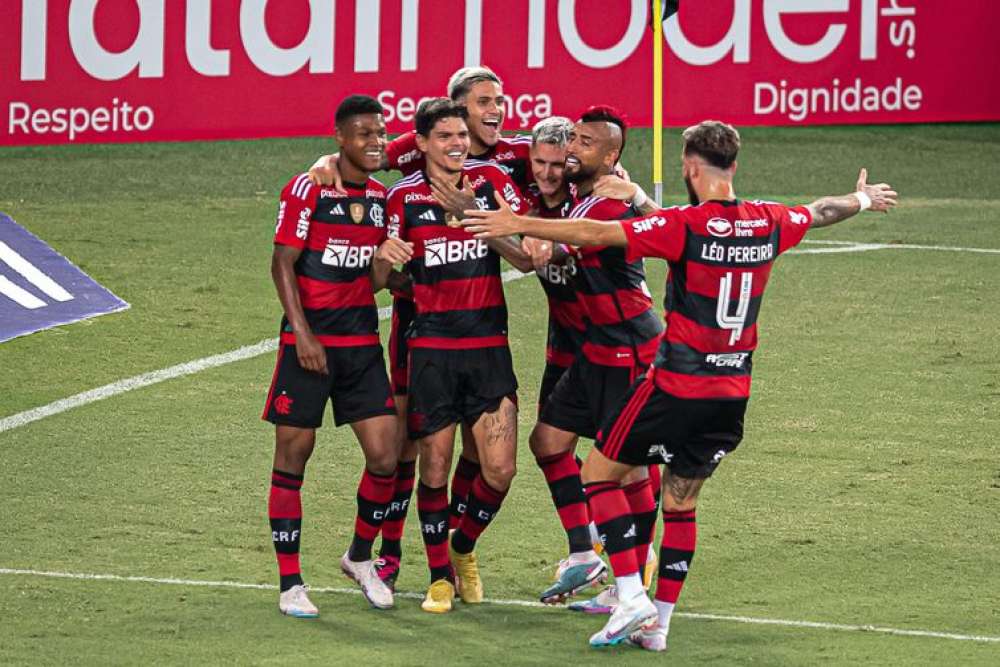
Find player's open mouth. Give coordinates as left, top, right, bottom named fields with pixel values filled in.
left=447, top=151, right=464, bottom=159
left=482, top=119, right=501, bottom=130
left=365, top=151, right=382, bottom=158
left=565, top=156, right=580, bottom=167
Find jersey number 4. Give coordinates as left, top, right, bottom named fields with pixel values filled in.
left=716, top=272, right=752, bottom=345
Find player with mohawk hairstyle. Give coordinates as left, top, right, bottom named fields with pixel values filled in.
left=520, top=106, right=664, bottom=606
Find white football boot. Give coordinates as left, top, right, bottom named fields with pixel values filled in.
left=588, top=591, right=658, bottom=647
left=628, top=625, right=668, bottom=652
left=278, top=584, right=319, bottom=618
left=341, top=551, right=394, bottom=609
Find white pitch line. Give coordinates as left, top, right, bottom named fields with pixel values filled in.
left=799, top=239, right=1000, bottom=254
left=0, top=271, right=530, bottom=434
left=2, top=236, right=998, bottom=435
left=2, top=567, right=997, bottom=644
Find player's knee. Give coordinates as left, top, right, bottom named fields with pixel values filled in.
left=660, top=494, right=697, bottom=513
left=482, top=460, right=516, bottom=490
left=365, top=451, right=397, bottom=476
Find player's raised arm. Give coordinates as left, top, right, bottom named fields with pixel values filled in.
left=807, top=168, right=898, bottom=228
left=462, top=190, right=627, bottom=248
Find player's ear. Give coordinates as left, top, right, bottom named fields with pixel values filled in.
left=415, top=133, right=428, bottom=153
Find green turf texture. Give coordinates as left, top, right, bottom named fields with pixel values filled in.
left=1, top=125, right=999, bottom=665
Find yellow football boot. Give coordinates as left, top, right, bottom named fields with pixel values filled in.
left=450, top=547, right=484, bottom=604
left=420, top=579, right=455, bottom=614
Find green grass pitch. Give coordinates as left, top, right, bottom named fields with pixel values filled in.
left=1, top=124, right=999, bottom=665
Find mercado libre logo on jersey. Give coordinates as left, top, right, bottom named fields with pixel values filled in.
left=706, top=217, right=733, bottom=237
left=0, top=214, right=129, bottom=343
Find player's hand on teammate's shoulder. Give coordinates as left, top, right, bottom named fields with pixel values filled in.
left=376, top=238, right=414, bottom=265
left=430, top=175, right=477, bottom=218
left=594, top=174, right=639, bottom=202
left=857, top=168, right=898, bottom=212
left=307, top=153, right=344, bottom=191
left=295, top=330, right=329, bottom=375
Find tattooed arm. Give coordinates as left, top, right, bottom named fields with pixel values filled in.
left=807, top=168, right=898, bottom=228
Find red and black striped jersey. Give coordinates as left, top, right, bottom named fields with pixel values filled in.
left=273, top=173, right=388, bottom=347
left=526, top=184, right=586, bottom=367
left=387, top=131, right=535, bottom=189
left=386, top=163, right=529, bottom=350
left=569, top=196, right=663, bottom=368
left=620, top=199, right=813, bottom=399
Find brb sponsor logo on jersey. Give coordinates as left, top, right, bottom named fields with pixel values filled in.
left=423, top=237, right=489, bottom=267
left=321, top=240, right=377, bottom=268
left=536, top=255, right=577, bottom=286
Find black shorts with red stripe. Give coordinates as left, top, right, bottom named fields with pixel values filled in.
left=539, top=355, right=643, bottom=440
left=262, top=344, right=396, bottom=428
left=406, top=346, right=517, bottom=440
left=388, top=296, right=415, bottom=395
left=594, top=374, right=747, bottom=479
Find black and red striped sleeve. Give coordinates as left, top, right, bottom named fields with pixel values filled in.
left=620, top=207, right=689, bottom=262
left=274, top=173, right=319, bottom=249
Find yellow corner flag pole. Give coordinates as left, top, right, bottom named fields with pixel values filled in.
left=652, top=0, right=664, bottom=206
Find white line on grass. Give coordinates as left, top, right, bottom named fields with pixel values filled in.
left=2, top=238, right=998, bottom=435
left=2, top=567, right=997, bottom=644
left=0, top=270, right=528, bottom=434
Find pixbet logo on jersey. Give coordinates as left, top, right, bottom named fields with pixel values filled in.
left=321, top=241, right=377, bottom=268
left=423, top=239, right=488, bottom=267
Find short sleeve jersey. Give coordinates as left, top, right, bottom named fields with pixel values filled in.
left=385, top=164, right=529, bottom=349
left=273, top=173, right=388, bottom=346
left=620, top=199, right=813, bottom=399
left=569, top=195, right=664, bottom=368
left=387, top=131, right=535, bottom=189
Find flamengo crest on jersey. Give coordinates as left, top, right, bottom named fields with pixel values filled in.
left=273, top=174, right=388, bottom=346
left=386, top=164, right=528, bottom=349
left=621, top=198, right=813, bottom=399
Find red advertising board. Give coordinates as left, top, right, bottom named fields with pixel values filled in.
left=1, top=0, right=997, bottom=146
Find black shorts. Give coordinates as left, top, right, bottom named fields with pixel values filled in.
left=537, top=361, right=570, bottom=413
left=388, top=297, right=415, bottom=396
left=594, top=375, right=747, bottom=479
left=262, top=344, right=396, bottom=429
left=539, top=355, right=642, bottom=440
left=407, top=346, right=518, bottom=440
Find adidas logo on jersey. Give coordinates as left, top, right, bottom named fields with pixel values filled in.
left=623, top=524, right=637, bottom=539
left=664, top=561, right=689, bottom=573
left=330, top=203, right=345, bottom=216
left=418, top=210, right=437, bottom=221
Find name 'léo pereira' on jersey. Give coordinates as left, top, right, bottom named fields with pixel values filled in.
left=619, top=199, right=813, bottom=399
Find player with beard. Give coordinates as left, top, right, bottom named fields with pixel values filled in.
left=375, top=99, right=529, bottom=614
left=521, top=107, right=663, bottom=606
left=264, top=95, right=401, bottom=617
left=461, top=119, right=897, bottom=650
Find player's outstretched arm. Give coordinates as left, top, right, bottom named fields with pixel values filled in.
left=462, top=191, right=627, bottom=248
left=807, top=168, right=898, bottom=228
